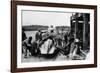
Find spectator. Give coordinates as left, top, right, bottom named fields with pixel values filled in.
left=22, top=36, right=32, bottom=58
left=35, top=30, right=42, bottom=42
left=22, top=29, right=27, bottom=41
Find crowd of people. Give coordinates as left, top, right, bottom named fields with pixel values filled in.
left=22, top=26, right=88, bottom=60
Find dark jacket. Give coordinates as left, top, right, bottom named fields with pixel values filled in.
left=35, top=32, right=42, bottom=41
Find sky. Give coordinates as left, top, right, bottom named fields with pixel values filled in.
left=22, top=10, right=73, bottom=27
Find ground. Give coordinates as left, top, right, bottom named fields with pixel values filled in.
left=21, top=54, right=70, bottom=63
